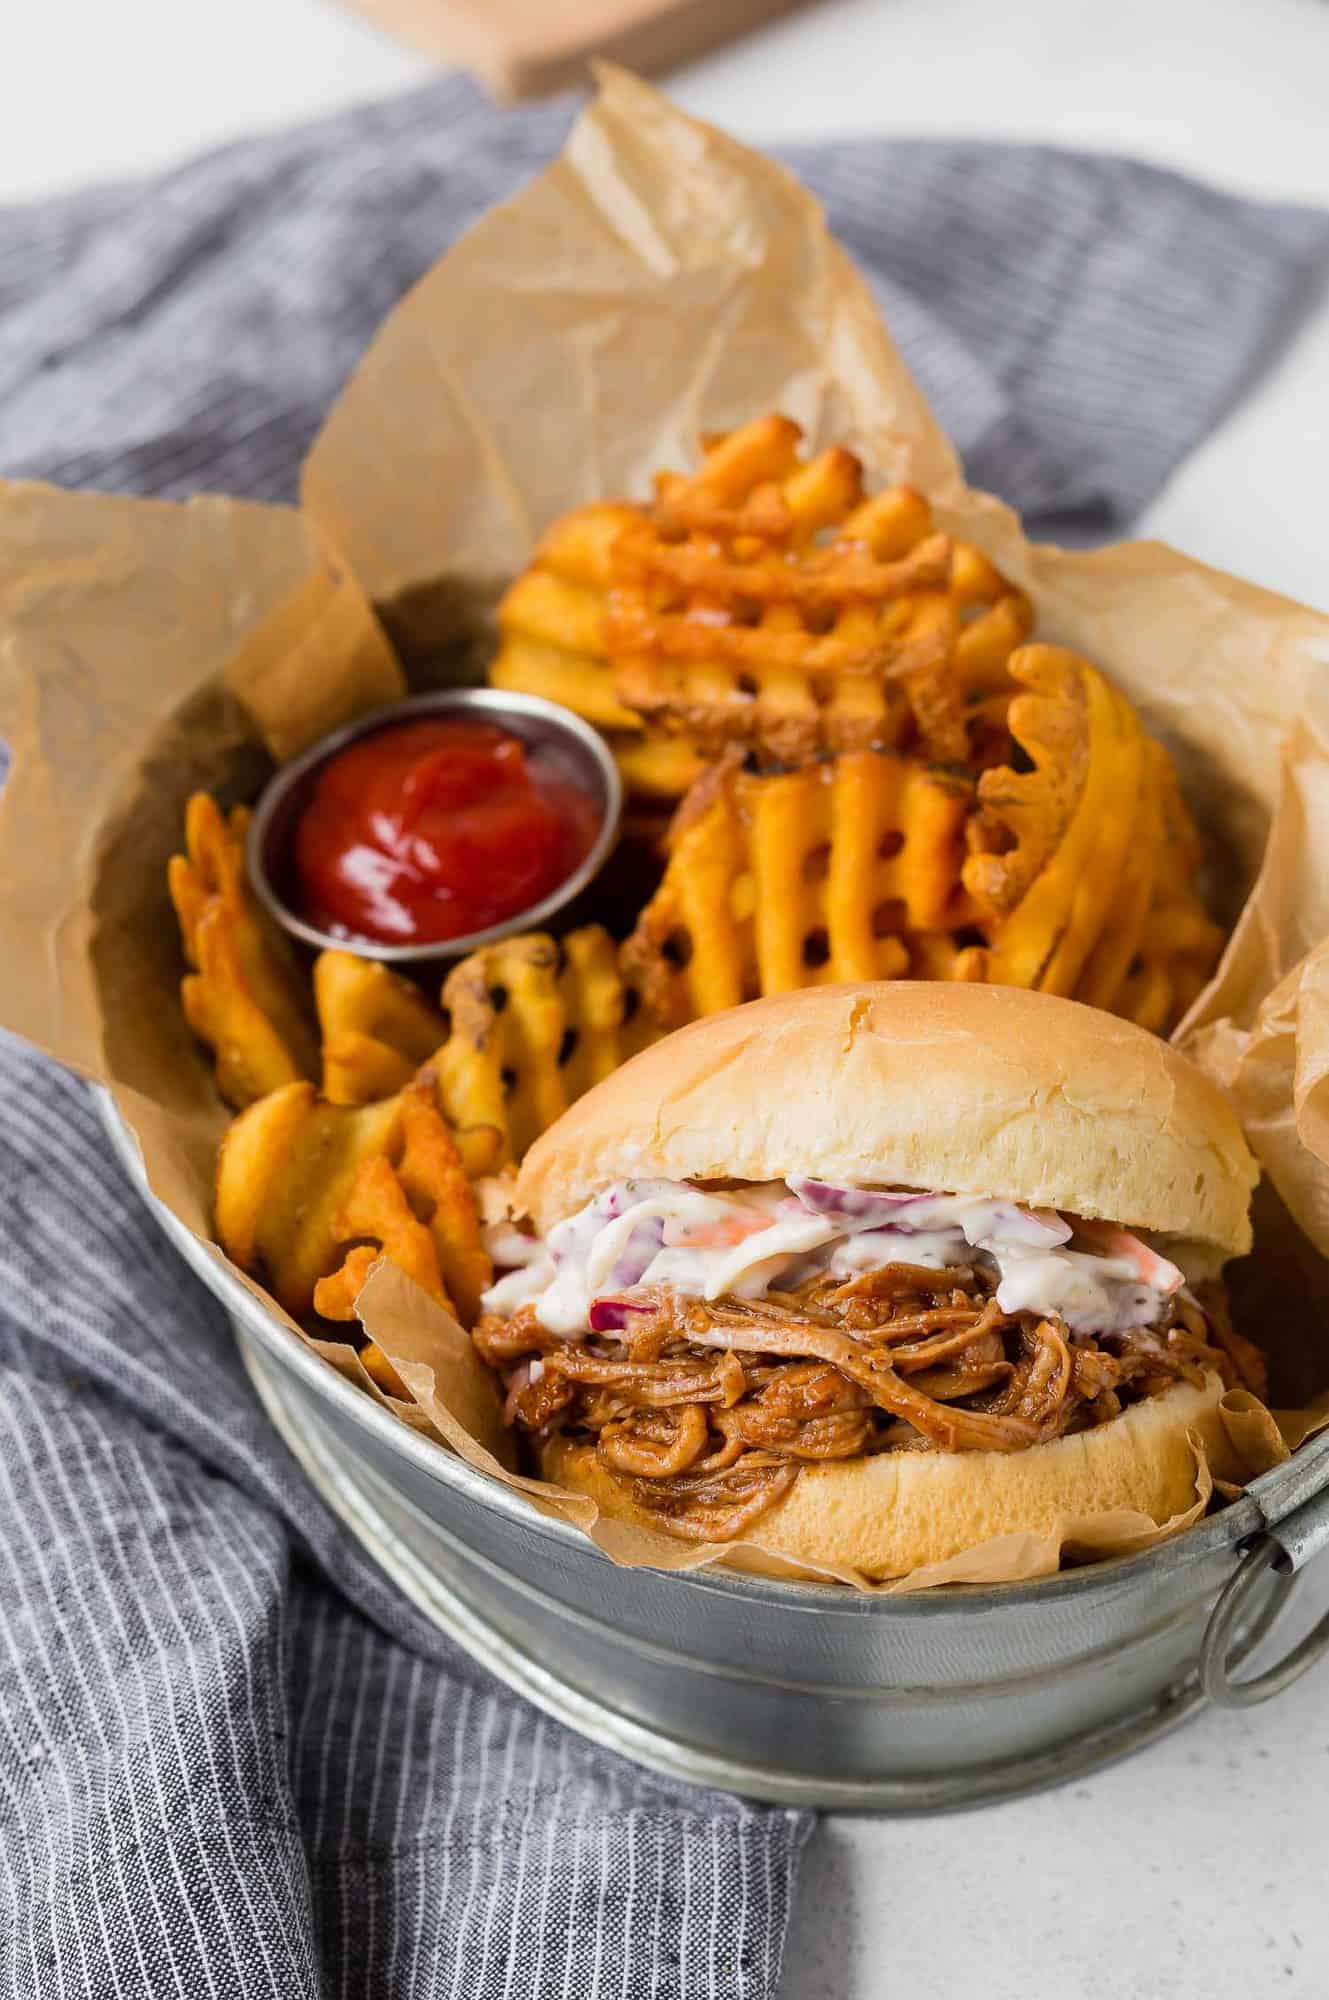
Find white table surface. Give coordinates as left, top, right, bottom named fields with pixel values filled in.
left=6, top=2, right=1329, bottom=1993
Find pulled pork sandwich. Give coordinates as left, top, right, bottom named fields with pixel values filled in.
left=473, top=983, right=1264, bottom=1578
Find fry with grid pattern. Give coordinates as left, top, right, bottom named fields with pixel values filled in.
left=622, top=749, right=980, bottom=1029
left=169, top=793, right=320, bottom=1109
left=625, top=646, right=1222, bottom=1037
left=961, top=646, right=1223, bottom=1029
left=314, top=949, right=445, bottom=1105
left=433, top=926, right=658, bottom=1166
left=490, top=502, right=706, bottom=802
left=215, top=1075, right=492, bottom=1328
left=604, top=414, right=1031, bottom=767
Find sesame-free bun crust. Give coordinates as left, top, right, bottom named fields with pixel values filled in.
left=544, top=1373, right=1232, bottom=1581
left=518, top=984, right=1256, bottom=1255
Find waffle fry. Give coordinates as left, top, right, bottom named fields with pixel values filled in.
left=961, top=647, right=1221, bottom=1030
left=216, top=1082, right=402, bottom=1317
left=168, top=793, right=319, bottom=1108
left=360, top=1340, right=410, bottom=1400
left=1116, top=756, right=1226, bottom=1033
left=312, top=1156, right=449, bottom=1320
left=313, top=1082, right=492, bottom=1326
left=314, top=950, right=445, bottom=1105
left=392, top=1079, right=494, bottom=1324
left=623, top=750, right=978, bottom=1028
left=491, top=506, right=707, bottom=803
left=433, top=926, right=657, bottom=1164
left=492, top=503, right=644, bottom=733
left=965, top=646, right=1151, bottom=1002
left=609, top=729, right=709, bottom=802
left=605, top=415, right=1031, bottom=765
left=218, top=1078, right=492, bottom=1324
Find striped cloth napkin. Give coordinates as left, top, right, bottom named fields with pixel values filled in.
left=1, top=73, right=1327, bottom=2000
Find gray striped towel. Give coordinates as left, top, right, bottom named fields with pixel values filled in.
left=1, top=73, right=1327, bottom=2000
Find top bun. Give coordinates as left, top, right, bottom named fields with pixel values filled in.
left=517, top=983, right=1257, bottom=1256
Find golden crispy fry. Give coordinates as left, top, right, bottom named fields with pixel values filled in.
left=360, top=1340, right=409, bottom=1400
left=964, top=648, right=1149, bottom=996
left=905, top=932, right=989, bottom=983
left=489, top=428, right=1029, bottom=785
left=604, top=415, right=1031, bottom=765
left=314, top=950, right=445, bottom=1105
left=433, top=926, right=657, bottom=1164
left=1072, top=736, right=1170, bottom=1014
left=310, top=1078, right=491, bottom=1324
left=960, top=648, right=1221, bottom=1030
left=963, top=654, right=1086, bottom=922
left=169, top=793, right=318, bottom=1108
left=623, top=750, right=977, bottom=1028
left=393, top=1081, right=493, bottom=1325
left=492, top=631, right=636, bottom=732
left=178, top=907, right=307, bottom=1111
left=492, top=506, right=707, bottom=804
left=216, top=1082, right=402, bottom=1316
left=609, top=729, right=709, bottom=802
left=218, top=1077, right=493, bottom=1325
left=491, top=504, right=645, bottom=734
left=1116, top=755, right=1226, bottom=1033
left=316, top=1247, right=380, bottom=1321
left=313, top=1154, right=452, bottom=1319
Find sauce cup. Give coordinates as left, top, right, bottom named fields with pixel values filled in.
left=247, top=688, right=623, bottom=964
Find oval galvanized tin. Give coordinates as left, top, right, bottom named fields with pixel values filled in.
left=102, top=1097, right=1329, bottom=1810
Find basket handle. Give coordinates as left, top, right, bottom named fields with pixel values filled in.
left=1202, top=1481, right=1329, bottom=1708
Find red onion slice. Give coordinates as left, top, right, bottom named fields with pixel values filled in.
left=588, top=1297, right=657, bottom=1333
left=788, top=1177, right=927, bottom=1225
left=605, top=1216, right=666, bottom=1289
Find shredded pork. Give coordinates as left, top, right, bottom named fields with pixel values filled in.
left=473, top=1261, right=1264, bottom=1542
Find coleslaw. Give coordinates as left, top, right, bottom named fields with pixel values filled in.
left=481, top=1175, right=1187, bottom=1339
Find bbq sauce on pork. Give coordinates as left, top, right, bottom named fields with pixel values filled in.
left=474, top=1259, right=1262, bottom=1542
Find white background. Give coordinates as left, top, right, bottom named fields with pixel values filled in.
left=6, top=1, right=1329, bottom=1993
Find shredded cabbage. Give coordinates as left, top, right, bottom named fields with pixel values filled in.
left=481, top=1175, right=1182, bottom=1339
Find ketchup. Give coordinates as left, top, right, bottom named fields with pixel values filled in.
left=292, top=717, right=601, bottom=946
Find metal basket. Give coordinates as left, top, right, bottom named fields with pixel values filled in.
left=102, top=1097, right=1329, bottom=1811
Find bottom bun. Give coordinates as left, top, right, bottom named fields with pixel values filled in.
left=543, top=1375, right=1234, bottom=1581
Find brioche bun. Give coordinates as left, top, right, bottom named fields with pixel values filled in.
left=518, top=983, right=1256, bottom=1255
left=544, top=1372, right=1236, bottom=1580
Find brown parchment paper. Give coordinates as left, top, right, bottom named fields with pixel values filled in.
left=3, top=65, right=1329, bottom=1590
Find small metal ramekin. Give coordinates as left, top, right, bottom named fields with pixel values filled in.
left=246, top=688, right=624, bottom=965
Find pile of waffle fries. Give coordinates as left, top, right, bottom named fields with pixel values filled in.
left=171, top=415, right=1225, bottom=1355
